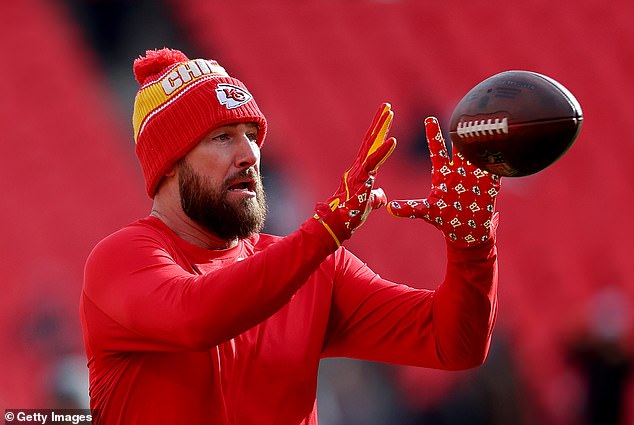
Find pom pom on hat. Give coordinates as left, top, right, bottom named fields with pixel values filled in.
left=133, top=48, right=189, bottom=85
left=132, top=47, right=268, bottom=197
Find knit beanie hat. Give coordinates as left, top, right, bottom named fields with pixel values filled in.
left=132, top=48, right=268, bottom=197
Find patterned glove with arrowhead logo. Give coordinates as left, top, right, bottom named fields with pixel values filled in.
left=315, top=103, right=397, bottom=247
left=387, top=117, right=501, bottom=247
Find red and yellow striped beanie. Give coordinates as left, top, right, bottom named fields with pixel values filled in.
left=132, top=48, right=268, bottom=197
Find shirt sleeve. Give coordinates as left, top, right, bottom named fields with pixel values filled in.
left=81, top=218, right=338, bottom=353
left=321, top=238, right=498, bottom=370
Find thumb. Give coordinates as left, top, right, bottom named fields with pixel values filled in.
left=370, top=188, right=388, bottom=210
left=387, top=198, right=431, bottom=220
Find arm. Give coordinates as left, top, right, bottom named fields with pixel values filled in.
left=82, top=218, right=337, bottom=352
left=82, top=103, right=397, bottom=353
left=322, top=239, right=497, bottom=370
left=321, top=117, right=501, bottom=369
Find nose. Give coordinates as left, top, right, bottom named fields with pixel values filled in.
left=235, top=133, right=260, bottom=169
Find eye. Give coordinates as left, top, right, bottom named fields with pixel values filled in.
left=246, top=132, right=258, bottom=143
left=212, top=133, right=230, bottom=142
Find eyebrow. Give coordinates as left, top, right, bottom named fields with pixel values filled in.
left=221, top=123, right=259, bottom=130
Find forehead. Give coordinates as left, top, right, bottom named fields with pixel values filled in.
left=210, top=122, right=259, bottom=132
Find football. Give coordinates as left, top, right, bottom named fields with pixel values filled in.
left=448, top=70, right=583, bottom=177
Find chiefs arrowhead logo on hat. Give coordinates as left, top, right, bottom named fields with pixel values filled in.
left=215, top=83, right=253, bottom=109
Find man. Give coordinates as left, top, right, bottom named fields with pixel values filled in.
left=80, top=47, right=501, bottom=424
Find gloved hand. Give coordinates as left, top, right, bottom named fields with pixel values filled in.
left=387, top=117, right=501, bottom=248
left=315, top=103, right=397, bottom=247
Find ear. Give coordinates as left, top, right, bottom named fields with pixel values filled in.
left=164, top=163, right=177, bottom=178
left=153, top=164, right=178, bottom=199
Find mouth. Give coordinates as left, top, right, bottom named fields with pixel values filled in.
left=227, top=178, right=257, bottom=195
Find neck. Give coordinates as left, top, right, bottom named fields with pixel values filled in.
left=150, top=207, right=239, bottom=251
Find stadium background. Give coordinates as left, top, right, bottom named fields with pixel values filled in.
left=1, top=0, right=632, bottom=424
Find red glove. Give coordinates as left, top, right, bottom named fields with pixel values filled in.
left=387, top=117, right=501, bottom=247
left=315, top=103, right=397, bottom=247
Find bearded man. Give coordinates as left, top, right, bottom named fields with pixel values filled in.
left=80, top=48, right=501, bottom=425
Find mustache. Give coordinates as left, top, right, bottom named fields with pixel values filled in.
left=223, top=168, right=261, bottom=189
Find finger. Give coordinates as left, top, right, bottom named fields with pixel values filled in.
left=451, top=143, right=468, bottom=167
left=365, top=136, right=397, bottom=173
left=369, top=188, right=388, bottom=210
left=364, top=103, right=393, bottom=148
left=387, top=198, right=431, bottom=219
left=425, top=117, right=451, bottom=173
left=491, top=211, right=500, bottom=232
left=344, top=103, right=393, bottom=194
left=358, top=103, right=393, bottom=165
left=367, top=106, right=394, bottom=158
left=445, top=142, right=473, bottom=180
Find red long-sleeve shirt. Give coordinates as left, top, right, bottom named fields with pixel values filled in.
left=80, top=215, right=498, bottom=424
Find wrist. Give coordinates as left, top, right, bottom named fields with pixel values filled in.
left=445, top=226, right=497, bottom=253
left=313, top=202, right=352, bottom=248
left=304, top=209, right=346, bottom=251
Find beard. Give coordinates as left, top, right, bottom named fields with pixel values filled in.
left=177, top=159, right=267, bottom=240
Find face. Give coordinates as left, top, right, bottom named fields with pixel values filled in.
left=177, top=123, right=267, bottom=240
